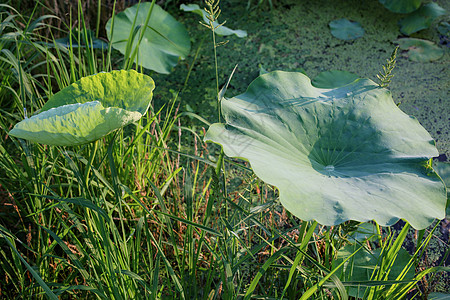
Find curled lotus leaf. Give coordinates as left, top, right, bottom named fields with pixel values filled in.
left=9, top=70, right=154, bottom=146
left=205, top=71, right=446, bottom=229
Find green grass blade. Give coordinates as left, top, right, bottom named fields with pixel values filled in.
left=0, top=230, right=58, bottom=300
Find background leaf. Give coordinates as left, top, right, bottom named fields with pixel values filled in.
left=106, top=3, right=190, bottom=74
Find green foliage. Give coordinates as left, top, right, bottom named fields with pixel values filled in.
left=0, top=4, right=55, bottom=117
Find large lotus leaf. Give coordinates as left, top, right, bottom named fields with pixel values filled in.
left=399, top=3, right=446, bottom=35
left=329, top=19, right=364, bottom=40
left=106, top=2, right=190, bottom=74
left=9, top=70, right=154, bottom=146
left=395, top=38, right=444, bottom=62
left=205, top=71, right=446, bottom=229
left=180, top=4, right=247, bottom=38
left=333, top=245, right=414, bottom=298
left=379, top=0, right=422, bottom=13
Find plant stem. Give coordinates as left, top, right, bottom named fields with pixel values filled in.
left=212, top=31, right=221, bottom=122
left=84, top=140, right=98, bottom=190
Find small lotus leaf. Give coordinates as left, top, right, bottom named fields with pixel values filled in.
left=106, top=3, right=190, bottom=74
left=180, top=4, right=247, bottom=38
left=312, top=70, right=360, bottom=88
left=379, top=0, right=422, bottom=13
left=333, top=245, right=414, bottom=298
left=9, top=70, right=154, bottom=146
left=329, top=19, right=364, bottom=40
left=395, top=38, right=444, bottom=62
left=205, top=71, right=446, bottom=229
left=399, top=3, right=446, bottom=35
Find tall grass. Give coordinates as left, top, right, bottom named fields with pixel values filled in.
left=0, top=1, right=448, bottom=299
